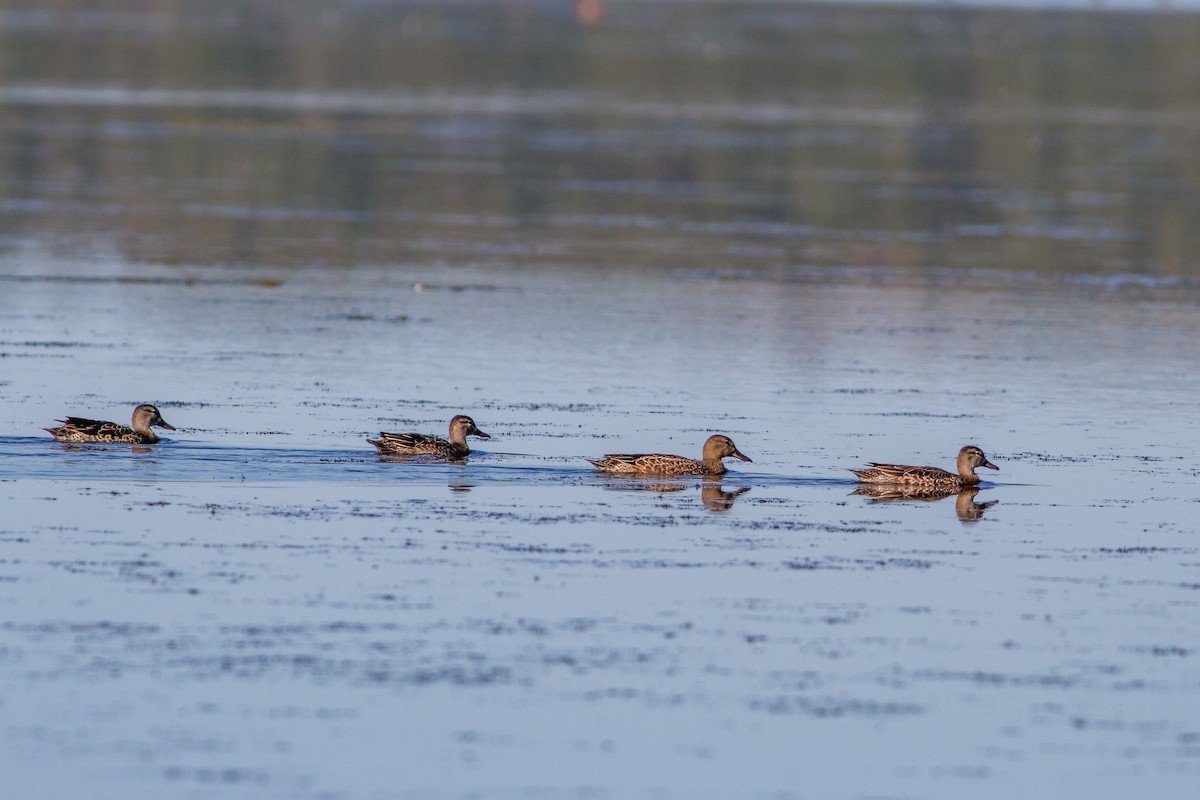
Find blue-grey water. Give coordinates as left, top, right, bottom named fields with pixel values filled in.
left=1, top=2, right=1200, bottom=799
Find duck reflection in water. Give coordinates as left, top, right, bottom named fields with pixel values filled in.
left=57, top=443, right=156, bottom=455
left=852, top=484, right=997, bottom=522
left=700, top=482, right=751, bottom=511
left=595, top=474, right=750, bottom=511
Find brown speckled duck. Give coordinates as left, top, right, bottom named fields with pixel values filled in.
left=368, top=414, right=490, bottom=458
left=850, top=445, right=998, bottom=489
left=588, top=434, right=752, bottom=476
left=45, top=404, right=176, bottom=444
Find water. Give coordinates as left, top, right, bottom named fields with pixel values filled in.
left=2, top=2, right=1200, bottom=799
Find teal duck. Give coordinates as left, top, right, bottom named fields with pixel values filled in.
left=850, top=445, right=998, bottom=488
left=368, top=414, right=490, bottom=458
left=588, top=434, right=752, bottom=476
left=46, top=404, right=176, bottom=444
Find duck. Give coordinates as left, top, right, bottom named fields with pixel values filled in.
left=45, top=403, right=176, bottom=444
left=850, top=444, right=998, bottom=488
left=368, top=414, right=490, bottom=458
left=588, top=434, right=752, bottom=476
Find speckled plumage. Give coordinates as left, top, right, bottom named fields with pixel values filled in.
left=368, top=414, right=490, bottom=458
left=588, top=434, right=752, bottom=476
left=45, top=404, right=176, bottom=444
left=850, top=445, right=998, bottom=488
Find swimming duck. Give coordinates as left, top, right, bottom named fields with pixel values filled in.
left=45, top=404, right=176, bottom=444
left=368, top=414, right=490, bottom=458
left=588, top=434, right=752, bottom=476
left=850, top=445, right=998, bottom=488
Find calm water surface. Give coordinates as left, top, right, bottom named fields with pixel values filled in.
left=1, top=2, right=1199, bottom=799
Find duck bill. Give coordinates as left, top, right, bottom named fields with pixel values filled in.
left=471, top=428, right=491, bottom=439
left=156, top=419, right=177, bottom=431
left=732, top=449, right=753, bottom=463
left=981, top=459, right=999, bottom=471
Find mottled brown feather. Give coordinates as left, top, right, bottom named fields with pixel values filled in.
left=368, top=414, right=490, bottom=458
left=589, top=434, right=752, bottom=476
left=850, top=445, right=998, bottom=488
left=46, top=404, right=175, bottom=444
